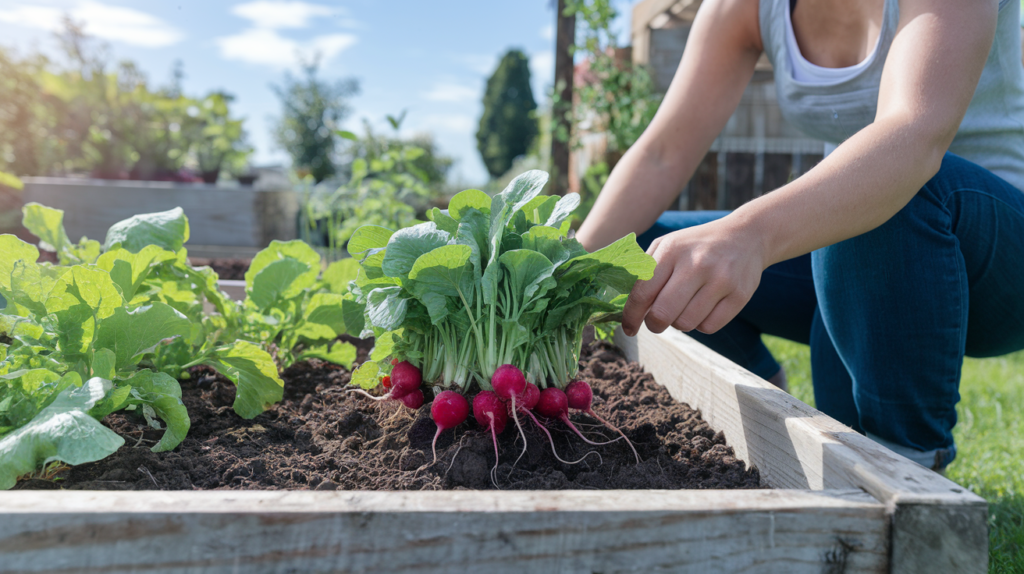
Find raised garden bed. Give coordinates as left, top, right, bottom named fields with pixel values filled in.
left=0, top=172, right=988, bottom=573
left=0, top=326, right=987, bottom=573
left=21, top=178, right=298, bottom=249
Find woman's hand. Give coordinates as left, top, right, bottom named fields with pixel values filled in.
left=621, top=216, right=768, bottom=337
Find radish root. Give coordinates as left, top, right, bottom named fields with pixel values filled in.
left=345, top=388, right=390, bottom=401
left=509, top=396, right=528, bottom=472
left=559, top=415, right=622, bottom=447
left=587, top=408, right=640, bottom=464
left=487, top=413, right=501, bottom=489
left=520, top=407, right=600, bottom=465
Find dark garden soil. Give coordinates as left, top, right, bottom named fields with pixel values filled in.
left=188, top=257, right=251, bottom=280
left=16, top=337, right=760, bottom=491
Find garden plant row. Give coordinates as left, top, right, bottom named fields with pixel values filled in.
left=0, top=170, right=656, bottom=488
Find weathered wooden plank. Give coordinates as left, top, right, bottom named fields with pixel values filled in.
left=22, top=178, right=296, bottom=248
left=616, top=326, right=988, bottom=573
left=0, top=489, right=887, bottom=574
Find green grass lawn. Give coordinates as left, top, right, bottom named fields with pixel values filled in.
left=763, top=336, right=1024, bottom=573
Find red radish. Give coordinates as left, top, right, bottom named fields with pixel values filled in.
left=492, top=364, right=526, bottom=399
left=473, top=391, right=508, bottom=485
left=473, top=391, right=507, bottom=434
left=398, top=389, right=424, bottom=410
left=513, top=388, right=599, bottom=466
left=348, top=361, right=422, bottom=403
left=430, top=391, right=470, bottom=463
left=389, top=361, right=422, bottom=398
left=492, top=365, right=528, bottom=467
left=566, top=380, right=639, bottom=463
left=518, top=382, right=540, bottom=410
left=535, top=387, right=621, bottom=447
left=381, top=375, right=392, bottom=390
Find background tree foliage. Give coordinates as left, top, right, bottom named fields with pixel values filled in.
left=0, top=19, right=251, bottom=181
left=566, top=0, right=661, bottom=154
left=560, top=0, right=662, bottom=224
left=476, top=49, right=538, bottom=178
left=271, top=62, right=359, bottom=183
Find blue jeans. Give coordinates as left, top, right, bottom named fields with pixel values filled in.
left=637, top=153, right=1024, bottom=469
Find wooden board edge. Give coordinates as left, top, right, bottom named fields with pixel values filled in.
left=0, top=489, right=890, bottom=574
left=614, top=326, right=989, bottom=572
left=891, top=502, right=989, bottom=574
left=613, top=326, right=985, bottom=509
left=0, top=488, right=880, bottom=515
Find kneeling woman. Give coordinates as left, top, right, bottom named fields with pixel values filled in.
left=577, top=0, right=1024, bottom=471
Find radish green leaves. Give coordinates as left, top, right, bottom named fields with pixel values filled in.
left=349, top=170, right=655, bottom=391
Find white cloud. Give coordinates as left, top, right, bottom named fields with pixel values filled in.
left=530, top=51, right=554, bottom=85
left=540, top=24, right=554, bottom=41
left=423, top=82, right=479, bottom=104
left=0, top=1, right=182, bottom=48
left=416, top=113, right=476, bottom=135
left=216, top=28, right=356, bottom=69
left=219, top=1, right=357, bottom=69
left=231, top=1, right=339, bottom=30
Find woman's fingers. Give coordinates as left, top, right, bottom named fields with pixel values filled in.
left=622, top=244, right=673, bottom=336
left=696, top=292, right=749, bottom=334
left=669, top=282, right=725, bottom=333
left=646, top=236, right=664, bottom=255
left=643, top=272, right=703, bottom=334
left=623, top=219, right=767, bottom=338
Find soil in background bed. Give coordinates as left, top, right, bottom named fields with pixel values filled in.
left=16, top=338, right=761, bottom=491
left=187, top=257, right=251, bottom=281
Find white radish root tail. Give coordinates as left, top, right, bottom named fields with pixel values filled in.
left=487, top=413, right=501, bottom=489
left=345, top=388, right=389, bottom=401
left=521, top=408, right=600, bottom=465
left=560, top=415, right=623, bottom=447
left=509, top=396, right=528, bottom=472
left=587, top=408, right=640, bottom=464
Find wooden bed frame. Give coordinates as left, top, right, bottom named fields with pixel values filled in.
left=0, top=326, right=987, bottom=573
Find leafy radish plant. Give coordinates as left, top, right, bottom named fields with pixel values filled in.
left=348, top=169, right=655, bottom=392
left=346, top=170, right=655, bottom=471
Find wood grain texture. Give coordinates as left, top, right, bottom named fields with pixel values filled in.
left=615, top=326, right=988, bottom=573
left=0, top=489, right=887, bottom=574
left=22, top=178, right=296, bottom=248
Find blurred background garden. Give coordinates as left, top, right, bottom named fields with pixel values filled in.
left=0, top=1, right=1022, bottom=570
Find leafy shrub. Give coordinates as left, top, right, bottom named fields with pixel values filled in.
left=565, top=0, right=662, bottom=154
left=0, top=23, right=251, bottom=180
left=0, top=203, right=358, bottom=488
left=299, top=115, right=453, bottom=260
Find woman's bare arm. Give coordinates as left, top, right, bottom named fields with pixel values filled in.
left=575, top=0, right=763, bottom=251
left=621, top=0, right=998, bottom=337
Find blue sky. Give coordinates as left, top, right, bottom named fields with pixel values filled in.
left=0, top=0, right=636, bottom=184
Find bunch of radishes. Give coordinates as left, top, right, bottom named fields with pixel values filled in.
left=355, top=360, right=639, bottom=478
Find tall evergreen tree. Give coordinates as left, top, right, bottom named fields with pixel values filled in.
left=476, top=50, right=538, bottom=178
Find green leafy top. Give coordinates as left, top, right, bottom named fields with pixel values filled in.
left=348, top=170, right=655, bottom=391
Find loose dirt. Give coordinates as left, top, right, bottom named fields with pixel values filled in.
left=17, top=337, right=760, bottom=491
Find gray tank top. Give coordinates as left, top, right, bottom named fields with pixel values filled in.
left=760, top=0, right=1024, bottom=192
